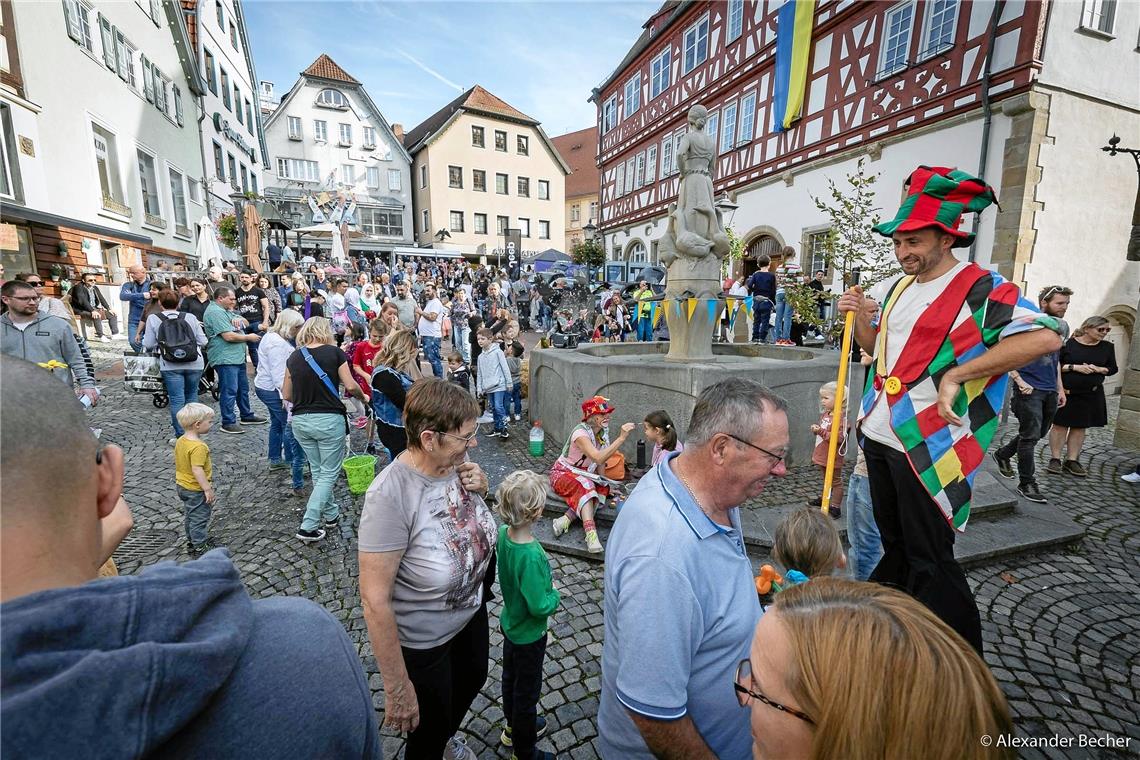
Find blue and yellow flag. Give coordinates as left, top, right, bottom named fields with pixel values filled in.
left=772, top=0, right=815, bottom=132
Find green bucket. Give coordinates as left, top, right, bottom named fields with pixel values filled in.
left=342, top=454, right=378, bottom=495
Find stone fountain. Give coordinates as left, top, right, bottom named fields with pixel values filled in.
left=530, top=104, right=847, bottom=465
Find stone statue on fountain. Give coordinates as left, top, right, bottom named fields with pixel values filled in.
left=657, top=104, right=731, bottom=360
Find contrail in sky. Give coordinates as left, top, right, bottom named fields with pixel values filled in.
left=397, top=50, right=464, bottom=92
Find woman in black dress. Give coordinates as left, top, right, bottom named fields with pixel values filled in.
left=1048, top=316, right=1117, bottom=477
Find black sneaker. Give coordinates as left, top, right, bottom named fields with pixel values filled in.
left=1017, top=482, right=1047, bottom=503
left=499, top=430, right=511, bottom=440
left=991, top=451, right=1015, bottom=479
left=240, top=415, right=267, bottom=425
left=220, top=423, right=245, bottom=434
left=324, top=515, right=340, bottom=528
left=501, top=716, right=548, bottom=747
left=828, top=506, right=841, bottom=520
left=295, top=528, right=326, bottom=543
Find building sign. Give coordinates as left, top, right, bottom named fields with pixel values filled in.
left=212, top=113, right=256, bottom=162
left=0, top=223, right=18, bottom=250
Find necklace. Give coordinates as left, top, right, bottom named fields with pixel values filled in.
left=676, top=465, right=713, bottom=519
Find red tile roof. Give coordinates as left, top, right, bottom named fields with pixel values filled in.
left=180, top=0, right=198, bottom=50
left=301, top=54, right=361, bottom=85
left=551, top=127, right=599, bottom=199
left=403, top=85, right=537, bottom=151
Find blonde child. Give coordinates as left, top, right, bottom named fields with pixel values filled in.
left=643, top=409, right=684, bottom=467
left=495, top=470, right=559, bottom=760
left=810, top=380, right=847, bottom=518
left=773, top=508, right=846, bottom=582
left=174, top=402, right=217, bottom=555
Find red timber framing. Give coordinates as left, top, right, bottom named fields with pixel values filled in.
left=594, top=0, right=1047, bottom=231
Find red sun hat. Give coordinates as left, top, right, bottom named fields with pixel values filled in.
left=873, top=166, right=999, bottom=248
left=581, top=396, right=615, bottom=420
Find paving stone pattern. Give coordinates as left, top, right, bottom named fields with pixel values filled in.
left=88, top=347, right=1139, bottom=760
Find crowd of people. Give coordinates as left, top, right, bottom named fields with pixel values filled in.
left=2, top=164, right=1138, bottom=760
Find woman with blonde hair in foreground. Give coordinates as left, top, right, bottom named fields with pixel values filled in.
left=738, top=577, right=1013, bottom=760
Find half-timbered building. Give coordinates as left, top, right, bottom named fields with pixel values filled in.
left=592, top=0, right=1139, bottom=393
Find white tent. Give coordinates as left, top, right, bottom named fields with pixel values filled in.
left=195, top=216, right=229, bottom=266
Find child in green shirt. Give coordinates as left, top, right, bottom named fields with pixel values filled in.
left=495, top=470, right=560, bottom=760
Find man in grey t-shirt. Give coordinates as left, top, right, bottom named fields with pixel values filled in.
left=390, top=282, right=419, bottom=329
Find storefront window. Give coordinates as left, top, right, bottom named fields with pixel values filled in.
left=0, top=223, right=34, bottom=276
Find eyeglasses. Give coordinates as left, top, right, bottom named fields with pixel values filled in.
left=8, top=294, right=41, bottom=301
left=435, top=425, right=480, bottom=445
left=1040, top=286, right=1073, bottom=302
left=25, top=280, right=44, bottom=287
left=734, top=660, right=815, bottom=725
left=723, top=433, right=785, bottom=465
left=1094, top=327, right=1111, bottom=334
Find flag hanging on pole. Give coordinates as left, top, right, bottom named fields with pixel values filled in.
left=772, top=0, right=816, bottom=132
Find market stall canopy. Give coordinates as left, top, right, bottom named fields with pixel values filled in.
left=533, top=248, right=572, bottom=263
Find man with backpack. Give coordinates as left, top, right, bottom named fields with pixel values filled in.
left=142, top=289, right=208, bottom=441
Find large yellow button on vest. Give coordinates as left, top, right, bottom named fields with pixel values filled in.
left=884, top=376, right=903, bottom=395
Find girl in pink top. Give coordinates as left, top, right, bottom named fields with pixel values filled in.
left=643, top=410, right=684, bottom=467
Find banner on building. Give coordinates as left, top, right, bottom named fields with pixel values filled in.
left=772, top=0, right=816, bottom=132
left=504, top=228, right=522, bottom=279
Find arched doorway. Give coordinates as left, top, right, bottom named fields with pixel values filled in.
left=741, top=235, right=782, bottom=279
left=1104, top=306, right=1135, bottom=396
left=625, top=240, right=647, bottom=263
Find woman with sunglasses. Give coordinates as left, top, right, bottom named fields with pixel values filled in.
left=738, top=577, right=1013, bottom=760
left=1048, top=316, right=1118, bottom=477
left=358, top=378, right=495, bottom=760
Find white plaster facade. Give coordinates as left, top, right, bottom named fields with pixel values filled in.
left=6, top=0, right=205, bottom=258
left=261, top=57, right=413, bottom=256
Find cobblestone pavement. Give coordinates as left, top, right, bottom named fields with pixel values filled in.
left=90, top=347, right=1139, bottom=759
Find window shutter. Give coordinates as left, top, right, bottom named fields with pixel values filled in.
left=141, top=55, right=154, bottom=102
left=99, top=16, right=115, bottom=68
left=150, top=0, right=161, bottom=23
left=154, top=68, right=166, bottom=113
left=174, top=85, right=184, bottom=126
left=62, top=0, right=82, bottom=42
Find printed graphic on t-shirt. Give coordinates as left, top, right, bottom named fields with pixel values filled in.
left=432, top=481, right=496, bottom=609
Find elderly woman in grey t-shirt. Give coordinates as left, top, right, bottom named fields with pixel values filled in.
left=358, top=378, right=495, bottom=760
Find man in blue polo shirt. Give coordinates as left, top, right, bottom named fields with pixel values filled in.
left=600, top=378, right=789, bottom=760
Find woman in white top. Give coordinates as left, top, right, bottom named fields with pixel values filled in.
left=254, top=309, right=306, bottom=492
left=359, top=283, right=381, bottom=315
left=141, top=288, right=208, bottom=441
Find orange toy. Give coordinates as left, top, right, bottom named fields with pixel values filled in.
left=755, top=564, right=785, bottom=595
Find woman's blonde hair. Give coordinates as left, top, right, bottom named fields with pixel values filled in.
left=268, top=309, right=304, bottom=338
left=770, top=578, right=1014, bottom=760
left=295, top=316, right=335, bottom=346
left=377, top=329, right=421, bottom=377
left=772, top=508, right=843, bottom=579
left=495, top=469, right=548, bottom=527
left=1073, top=315, right=1110, bottom=338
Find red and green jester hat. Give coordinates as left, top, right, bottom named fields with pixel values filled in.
left=858, top=166, right=1062, bottom=531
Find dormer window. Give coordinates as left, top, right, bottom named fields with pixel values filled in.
left=315, top=88, right=348, bottom=109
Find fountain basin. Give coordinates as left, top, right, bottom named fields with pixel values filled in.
left=529, top=341, right=858, bottom=467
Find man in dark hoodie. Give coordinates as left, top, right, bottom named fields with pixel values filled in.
left=0, top=357, right=382, bottom=759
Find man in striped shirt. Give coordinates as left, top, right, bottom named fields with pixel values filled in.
left=773, top=249, right=802, bottom=345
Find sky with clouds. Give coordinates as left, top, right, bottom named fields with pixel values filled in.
left=244, top=0, right=661, bottom=138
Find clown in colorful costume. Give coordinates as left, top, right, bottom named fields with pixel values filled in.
left=838, top=166, right=1063, bottom=655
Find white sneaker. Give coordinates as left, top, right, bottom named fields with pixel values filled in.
left=476, top=412, right=493, bottom=424
left=552, top=515, right=571, bottom=537
left=512, top=415, right=521, bottom=423
left=1122, top=471, right=1140, bottom=484
left=100, top=336, right=111, bottom=343
left=443, top=735, right=476, bottom=760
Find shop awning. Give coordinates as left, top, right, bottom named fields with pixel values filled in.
left=391, top=247, right=463, bottom=258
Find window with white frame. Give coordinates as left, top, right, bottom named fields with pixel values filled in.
left=239, top=165, right=248, bottom=193
left=213, top=141, right=224, bottom=179
left=167, top=166, right=188, bottom=231
left=1081, top=0, right=1116, bottom=34
left=706, top=112, right=719, bottom=150
left=388, top=168, right=402, bottom=191
left=187, top=176, right=201, bottom=204
left=316, top=88, right=348, bottom=108
left=220, top=67, right=230, bottom=109
left=338, top=123, right=352, bottom=145
left=173, top=85, right=184, bottom=126
left=624, top=157, right=635, bottom=194
left=646, top=144, right=657, bottom=183
left=203, top=48, right=216, bottom=94
left=99, top=16, right=114, bottom=68
left=421, top=209, right=429, bottom=232
left=614, top=162, right=625, bottom=196
left=63, top=0, right=95, bottom=53
left=538, top=179, right=549, bottom=200
left=361, top=208, right=402, bottom=237
left=313, top=119, right=327, bottom=141
left=683, top=12, right=710, bottom=74
left=234, top=84, right=243, bottom=123
left=363, top=126, right=376, bottom=147
left=474, top=213, right=487, bottom=234
left=136, top=149, right=162, bottom=222
left=251, top=174, right=258, bottom=195
left=661, top=134, right=674, bottom=176
left=473, top=169, right=486, bottom=192
left=420, top=164, right=427, bottom=188
left=214, top=0, right=223, bottom=27
left=804, top=228, right=832, bottom=276
left=738, top=90, right=757, bottom=144
left=720, top=101, right=737, bottom=153
left=517, top=135, right=529, bottom=155
left=227, top=154, right=237, bottom=186
left=673, top=130, right=685, bottom=174
left=367, top=166, right=380, bottom=188
left=570, top=204, right=580, bottom=222
left=624, top=72, right=641, bottom=115
left=635, top=151, right=646, bottom=187
left=727, top=0, right=744, bottom=42
left=920, top=0, right=958, bottom=56
left=879, top=1, right=914, bottom=77
left=287, top=116, right=302, bottom=139
left=650, top=48, right=671, bottom=99
left=118, top=32, right=137, bottom=89
left=450, top=210, right=464, bottom=232
left=229, top=21, right=238, bottom=49
left=153, top=69, right=169, bottom=116
left=497, top=215, right=508, bottom=235
left=341, top=164, right=355, bottom=185
left=539, top=220, right=550, bottom=239
left=276, top=157, right=320, bottom=181
left=602, top=95, right=617, bottom=133
left=589, top=201, right=598, bottom=222
left=518, top=217, right=530, bottom=237
left=1, top=109, right=20, bottom=201
left=449, top=165, right=462, bottom=188
left=92, top=124, right=126, bottom=211
left=245, top=100, right=254, bottom=132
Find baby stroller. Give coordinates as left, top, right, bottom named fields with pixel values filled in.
left=123, top=350, right=220, bottom=408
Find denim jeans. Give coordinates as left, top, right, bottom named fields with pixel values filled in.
left=490, top=389, right=509, bottom=433
left=636, top=316, right=653, bottom=342
left=177, top=485, right=212, bottom=546
left=502, top=632, right=548, bottom=760
left=244, top=323, right=264, bottom=367
left=255, top=387, right=306, bottom=488
left=510, top=381, right=523, bottom=419
left=162, top=368, right=203, bottom=436
left=845, top=473, right=881, bottom=581
left=422, top=335, right=443, bottom=378
left=752, top=299, right=773, bottom=341
left=452, top=323, right=471, bottom=363
left=994, top=389, right=1058, bottom=486
left=290, top=412, right=346, bottom=530
left=127, top=317, right=142, bottom=353
left=774, top=292, right=792, bottom=341
left=215, top=363, right=254, bottom=426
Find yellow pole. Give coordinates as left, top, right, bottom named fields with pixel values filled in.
left=821, top=303, right=856, bottom=514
